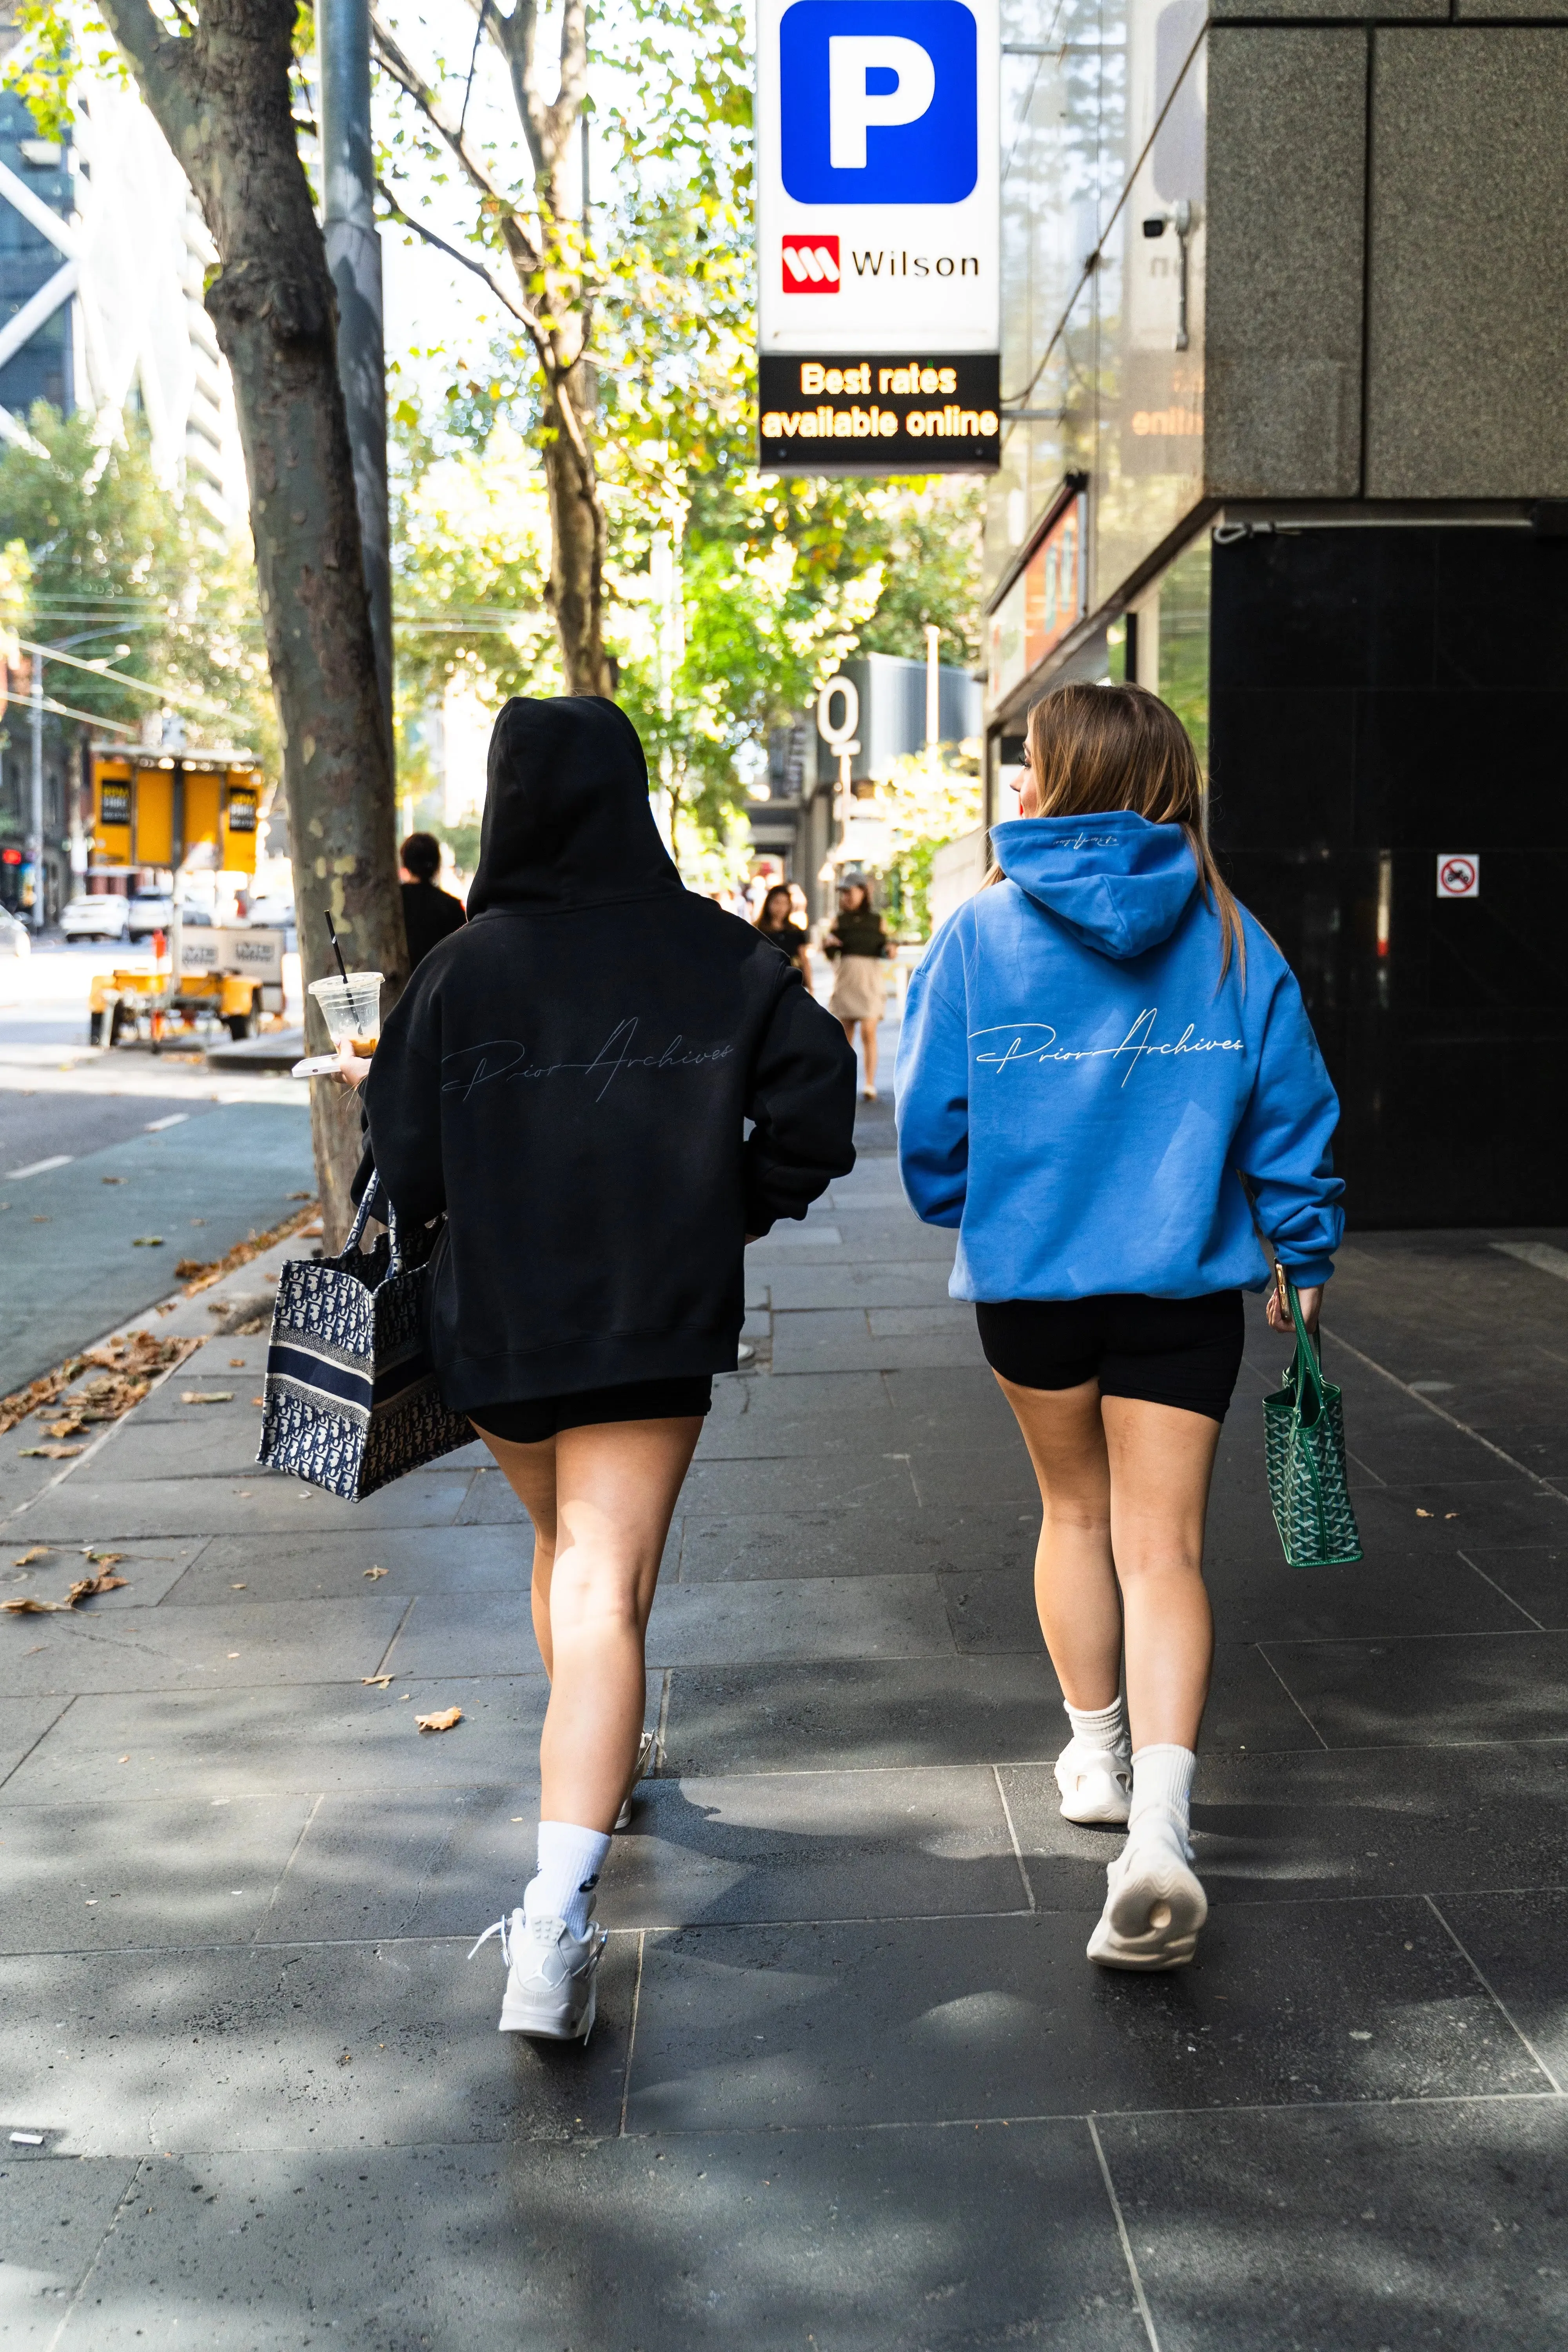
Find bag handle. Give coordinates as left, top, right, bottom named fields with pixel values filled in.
left=341, top=1168, right=405, bottom=1275
left=1240, top=1169, right=1325, bottom=1412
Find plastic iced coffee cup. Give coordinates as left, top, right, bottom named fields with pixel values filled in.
left=308, top=971, right=383, bottom=1062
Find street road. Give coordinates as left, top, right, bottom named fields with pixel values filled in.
left=0, top=940, right=315, bottom=1394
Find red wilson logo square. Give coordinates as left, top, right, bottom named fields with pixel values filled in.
left=782, top=234, right=840, bottom=292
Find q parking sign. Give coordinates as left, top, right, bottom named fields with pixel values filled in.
left=756, top=0, right=1000, bottom=474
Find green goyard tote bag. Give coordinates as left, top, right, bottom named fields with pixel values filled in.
left=1263, top=1268, right=1363, bottom=1568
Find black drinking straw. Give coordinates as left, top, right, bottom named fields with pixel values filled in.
left=324, top=911, right=350, bottom=985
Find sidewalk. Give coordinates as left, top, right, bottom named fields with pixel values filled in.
left=2, top=1076, right=1567, bottom=2347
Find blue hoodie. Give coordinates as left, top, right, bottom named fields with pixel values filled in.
left=895, top=812, right=1343, bottom=1299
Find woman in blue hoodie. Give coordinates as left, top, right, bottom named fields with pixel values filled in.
left=896, top=682, right=1343, bottom=1972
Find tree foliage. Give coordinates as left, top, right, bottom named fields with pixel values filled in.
left=0, top=402, right=274, bottom=757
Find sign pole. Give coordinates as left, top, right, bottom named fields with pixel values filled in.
left=28, top=652, right=43, bottom=931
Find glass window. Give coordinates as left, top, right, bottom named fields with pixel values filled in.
left=1155, top=532, right=1210, bottom=776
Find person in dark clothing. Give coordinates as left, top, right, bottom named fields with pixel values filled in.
left=399, top=831, right=467, bottom=969
left=365, top=695, right=857, bottom=2042
left=753, top=881, right=808, bottom=971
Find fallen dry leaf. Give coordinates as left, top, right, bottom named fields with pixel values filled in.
left=43, top=1417, right=86, bottom=1439
left=229, top=1357, right=245, bottom=1368
left=415, top=1706, right=463, bottom=1733
left=1416, top=1508, right=1432, bottom=1518
left=176, top=1258, right=215, bottom=1280
left=132, top=1237, right=165, bottom=1248
left=83, top=1552, right=124, bottom=1568
left=250, top=1396, right=265, bottom=1407
left=2, top=1572, right=128, bottom=1615
left=363, top=1565, right=387, bottom=1580
left=101, top=1175, right=125, bottom=1185
left=0, top=1332, right=201, bottom=1438
left=18, top=1444, right=82, bottom=1460
left=362, top=1673, right=393, bottom=1688
left=180, top=1392, right=234, bottom=1406
left=13, top=1547, right=49, bottom=1566
left=180, top=1202, right=319, bottom=1298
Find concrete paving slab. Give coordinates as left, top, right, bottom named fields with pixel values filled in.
left=1, top=1678, right=551, bottom=1800
left=598, top=1766, right=1027, bottom=1930
left=761, top=1263, right=958, bottom=1309
left=676, top=1455, right=919, bottom=1515
left=0, top=2152, right=142, bottom=2344
left=250, top=1785, right=542, bottom=1944
left=1432, top=1889, right=1568, bottom=2089
left=1096, top=2098, right=1568, bottom=2352
left=1004, top=1739, right=1568, bottom=1910
left=624, top=1897, right=1543, bottom=2133
left=0, top=1697, right=73, bottom=1792
left=1457, top=1543, right=1568, bottom=1628
left=0, top=1793, right=317, bottom=1955
left=660, top=1655, right=1062, bottom=1777
left=163, top=1524, right=533, bottom=1604
left=1262, top=1629, right=1568, bottom=1747
left=1, top=1538, right=207, bottom=1613
left=771, top=1319, right=991, bottom=1375
left=677, top=1502, right=1040, bottom=1583
left=0, top=1933, right=637, bottom=2157
left=31, top=2124, right=1147, bottom=2352
left=9, top=1468, right=476, bottom=1541
left=0, top=1597, right=408, bottom=1697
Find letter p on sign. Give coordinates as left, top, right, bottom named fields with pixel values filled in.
left=829, top=35, right=936, bottom=167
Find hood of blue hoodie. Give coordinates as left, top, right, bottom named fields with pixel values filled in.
left=989, top=811, right=1198, bottom=960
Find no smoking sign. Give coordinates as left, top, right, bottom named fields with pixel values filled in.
left=1436, top=853, right=1480, bottom=900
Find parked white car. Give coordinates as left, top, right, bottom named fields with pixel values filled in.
left=0, top=905, right=29, bottom=955
left=127, top=889, right=175, bottom=938
left=60, top=893, right=131, bottom=942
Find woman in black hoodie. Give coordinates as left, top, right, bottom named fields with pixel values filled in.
left=365, top=695, right=857, bottom=2042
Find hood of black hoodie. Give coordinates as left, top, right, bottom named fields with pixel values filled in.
left=466, top=694, right=683, bottom=918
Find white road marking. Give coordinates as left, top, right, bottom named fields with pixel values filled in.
left=144, top=1113, right=190, bottom=1132
left=1492, top=1240, right=1568, bottom=1283
left=7, top=1154, right=71, bottom=1178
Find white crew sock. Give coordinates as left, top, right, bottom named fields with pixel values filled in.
left=1063, top=1695, right=1128, bottom=1755
left=1129, top=1744, right=1197, bottom=1859
left=524, top=1820, right=612, bottom=1939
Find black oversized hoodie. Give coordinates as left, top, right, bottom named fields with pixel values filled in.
left=363, top=695, right=857, bottom=1412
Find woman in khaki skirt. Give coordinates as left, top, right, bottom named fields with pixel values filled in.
left=824, top=876, right=890, bottom=1099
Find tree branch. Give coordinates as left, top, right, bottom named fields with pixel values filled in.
left=95, top=0, right=192, bottom=135
left=375, top=176, right=546, bottom=352
left=369, top=7, right=539, bottom=270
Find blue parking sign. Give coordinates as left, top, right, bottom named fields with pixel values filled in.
left=779, top=0, right=978, bottom=205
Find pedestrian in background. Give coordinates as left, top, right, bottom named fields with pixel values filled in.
left=399, top=831, right=467, bottom=970
left=754, top=881, right=809, bottom=972
left=896, top=681, right=1343, bottom=1972
left=366, top=697, right=857, bottom=2042
left=824, top=875, right=890, bottom=1100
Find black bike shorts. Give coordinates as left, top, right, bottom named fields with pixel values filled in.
left=470, top=1375, right=714, bottom=1446
left=975, top=1292, right=1246, bottom=1424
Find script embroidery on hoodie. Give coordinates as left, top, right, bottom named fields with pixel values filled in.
left=441, top=1022, right=736, bottom=1105
left=971, top=1009, right=1245, bottom=1089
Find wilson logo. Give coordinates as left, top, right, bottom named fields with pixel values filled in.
left=782, top=234, right=840, bottom=291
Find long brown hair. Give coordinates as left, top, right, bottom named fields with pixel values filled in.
left=990, top=681, right=1244, bottom=982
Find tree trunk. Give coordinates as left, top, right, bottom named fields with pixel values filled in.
left=96, top=0, right=406, bottom=1245
left=541, top=367, right=611, bottom=696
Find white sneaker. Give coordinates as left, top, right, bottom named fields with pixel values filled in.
left=614, top=1729, right=656, bottom=1833
left=469, top=1908, right=606, bottom=2039
left=1087, top=1822, right=1207, bottom=1971
left=1054, top=1735, right=1132, bottom=1826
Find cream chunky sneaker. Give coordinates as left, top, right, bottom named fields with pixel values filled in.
left=470, top=1908, right=606, bottom=2039
left=1054, top=1735, right=1133, bottom=1826
left=1086, top=1821, right=1207, bottom=1970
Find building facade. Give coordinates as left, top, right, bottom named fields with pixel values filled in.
left=759, top=652, right=984, bottom=918
left=984, top=9, right=1568, bottom=1223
